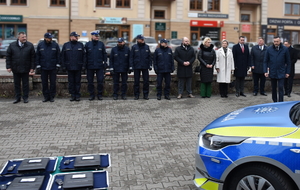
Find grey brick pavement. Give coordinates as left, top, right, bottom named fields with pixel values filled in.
left=0, top=92, right=300, bottom=190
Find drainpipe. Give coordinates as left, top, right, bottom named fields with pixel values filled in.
left=68, top=0, right=71, bottom=35
left=150, top=0, right=152, bottom=37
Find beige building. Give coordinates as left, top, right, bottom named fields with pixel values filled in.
left=0, top=0, right=300, bottom=45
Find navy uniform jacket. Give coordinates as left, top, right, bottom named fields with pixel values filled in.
left=61, top=41, right=85, bottom=71
left=153, top=46, right=174, bottom=73
left=263, top=43, right=291, bottom=79
left=36, top=40, right=60, bottom=70
left=109, top=45, right=130, bottom=73
left=130, top=43, right=152, bottom=70
left=85, top=40, right=107, bottom=70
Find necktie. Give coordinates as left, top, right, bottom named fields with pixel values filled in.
left=241, top=45, right=244, bottom=53
left=260, top=46, right=262, bottom=50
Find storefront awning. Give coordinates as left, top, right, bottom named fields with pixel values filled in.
left=237, top=0, right=261, bottom=5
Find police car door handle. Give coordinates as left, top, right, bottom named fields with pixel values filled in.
left=290, top=149, right=300, bottom=153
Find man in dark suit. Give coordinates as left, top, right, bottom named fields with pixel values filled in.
left=6, top=32, right=35, bottom=104
left=232, top=36, right=251, bottom=97
left=283, top=41, right=298, bottom=97
left=251, top=37, right=268, bottom=96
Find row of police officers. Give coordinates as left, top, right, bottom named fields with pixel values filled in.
left=6, top=31, right=174, bottom=103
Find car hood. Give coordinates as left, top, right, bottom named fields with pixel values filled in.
left=203, top=101, right=300, bottom=138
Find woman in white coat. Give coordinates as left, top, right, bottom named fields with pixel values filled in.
left=215, top=39, right=235, bottom=98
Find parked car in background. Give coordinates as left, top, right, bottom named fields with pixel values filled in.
left=192, top=40, right=221, bottom=54
left=194, top=101, right=300, bottom=190
left=0, top=38, right=17, bottom=58
left=78, top=37, right=89, bottom=46
left=293, top=44, right=300, bottom=59
left=228, top=42, right=235, bottom=49
left=132, top=36, right=158, bottom=54
left=245, top=42, right=258, bottom=53
left=168, top=39, right=182, bottom=53
left=105, top=40, right=131, bottom=57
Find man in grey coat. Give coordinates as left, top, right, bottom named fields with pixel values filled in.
left=6, top=32, right=35, bottom=104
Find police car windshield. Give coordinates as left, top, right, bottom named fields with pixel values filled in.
left=290, top=103, right=300, bottom=126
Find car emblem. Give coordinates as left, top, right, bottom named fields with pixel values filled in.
left=254, top=106, right=278, bottom=114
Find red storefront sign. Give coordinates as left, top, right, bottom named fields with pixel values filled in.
left=190, top=20, right=218, bottom=27
left=220, top=21, right=224, bottom=27
left=242, top=24, right=251, bottom=32
left=222, top=31, right=226, bottom=40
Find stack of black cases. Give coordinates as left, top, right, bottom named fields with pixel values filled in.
left=0, top=153, right=110, bottom=190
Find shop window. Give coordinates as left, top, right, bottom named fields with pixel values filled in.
left=116, top=0, right=130, bottom=8
left=0, top=0, right=6, bottom=5
left=285, top=3, right=300, bottom=16
left=11, top=0, right=26, bottom=5
left=241, top=14, right=250, bottom=22
left=154, top=10, right=165, bottom=19
left=208, top=0, right=220, bottom=12
left=96, top=0, right=110, bottom=7
left=50, top=0, right=65, bottom=6
left=190, top=0, right=202, bottom=11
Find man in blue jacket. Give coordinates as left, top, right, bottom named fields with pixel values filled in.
left=264, top=36, right=291, bottom=102
left=130, top=34, right=152, bottom=100
left=250, top=37, right=267, bottom=96
left=61, top=31, right=85, bottom=101
left=153, top=39, right=174, bottom=100
left=85, top=30, right=107, bottom=101
left=109, top=37, right=130, bottom=100
left=36, top=33, right=60, bottom=102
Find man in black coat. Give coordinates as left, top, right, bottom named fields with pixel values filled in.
left=61, top=31, right=85, bottom=101
left=36, top=33, right=61, bottom=102
left=6, top=32, right=35, bottom=104
left=232, top=36, right=251, bottom=97
left=174, top=37, right=196, bottom=99
left=251, top=37, right=268, bottom=96
left=283, top=41, right=298, bottom=97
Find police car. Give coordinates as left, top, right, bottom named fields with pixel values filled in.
left=194, top=101, right=300, bottom=190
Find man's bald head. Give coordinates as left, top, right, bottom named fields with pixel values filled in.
left=182, top=37, right=190, bottom=46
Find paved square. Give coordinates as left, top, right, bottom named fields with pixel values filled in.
left=0, top=93, right=299, bottom=190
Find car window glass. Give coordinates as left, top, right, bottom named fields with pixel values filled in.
left=144, top=38, right=157, bottom=43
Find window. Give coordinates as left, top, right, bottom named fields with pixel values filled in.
left=50, top=0, right=65, bottom=6
left=0, top=0, right=6, bottom=5
left=116, top=0, right=130, bottom=8
left=154, top=10, right=165, bottom=19
left=285, top=3, right=300, bottom=16
left=241, top=14, right=250, bottom=22
left=190, top=0, right=202, bottom=11
left=96, top=0, right=110, bottom=7
left=208, top=0, right=220, bottom=11
left=11, top=0, right=26, bottom=5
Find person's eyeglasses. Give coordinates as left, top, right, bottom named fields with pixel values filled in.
left=207, top=42, right=211, bottom=43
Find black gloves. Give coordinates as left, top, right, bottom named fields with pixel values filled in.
left=149, top=67, right=152, bottom=71
left=110, top=70, right=114, bottom=75
left=128, top=69, right=133, bottom=74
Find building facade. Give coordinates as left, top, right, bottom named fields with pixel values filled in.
left=0, top=0, right=300, bottom=45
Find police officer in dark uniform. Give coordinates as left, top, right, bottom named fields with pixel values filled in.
left=61, top=31, right=85, bottom=101
left=36, top=33, right=60, bottom=102
left=130, top=34, right=152, bottom=100
left=109, top=37, right=130, bottom=100
left=153, top=39, right=174, bottom=100
left=85, top=30, right=107, bottom=101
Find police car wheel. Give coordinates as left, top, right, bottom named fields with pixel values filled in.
left=227, top=163, right=295, bottom=190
